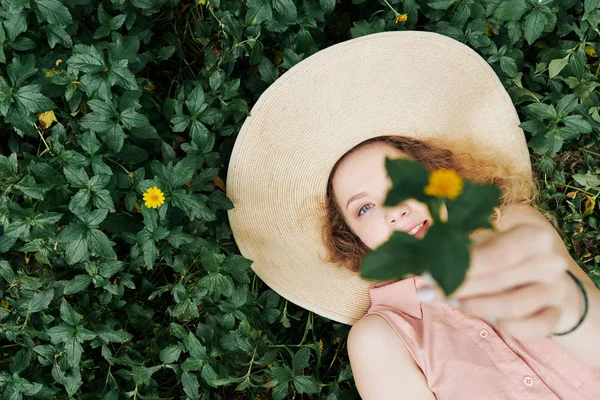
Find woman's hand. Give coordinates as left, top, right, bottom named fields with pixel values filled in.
left=418, top=221, right=582, bottom=339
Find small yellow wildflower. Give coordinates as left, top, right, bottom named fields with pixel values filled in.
left=424, top=169, right=464, bottom=200
left=143, top=186, right=165, bottom=208
left=1, top=300, right=9, bottom=309
left=38, top=110, right=58, bottom=129
left=585, top=45, right=597, bottom=58
left=395, top=14, right=408, bottom=24
left=198, top=0, right=206, bottom=5
left=319, top=339, right=323, bottom=352
left=483, top=24, right=493, bottom=37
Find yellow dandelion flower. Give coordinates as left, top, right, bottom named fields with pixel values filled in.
left=38, top=110, right=58, bottom=129
left=395, top=13, right=408, bottom=24
left=198, top=0, right=206, bottom=5
left=319, top=339, right=323, bottom=352
left=143, top=186, right=165, bottom=208
left=424, top=169, right=464, bottom=200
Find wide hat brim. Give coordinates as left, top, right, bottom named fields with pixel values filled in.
left=226, top=30, right=533, bottom=325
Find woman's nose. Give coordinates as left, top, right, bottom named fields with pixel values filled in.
left=387, top=205, right=410, bottom=226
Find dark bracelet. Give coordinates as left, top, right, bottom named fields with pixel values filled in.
left=551, top=270, right=589, bottom=336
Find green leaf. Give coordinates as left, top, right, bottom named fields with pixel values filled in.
left=7, top=55, right=37, bottom=87
left=89, top=229, right=116, bottom=259
left=159, top=345, right=182, bottom=364
left=132, top=365, right=162, bottom=387
left=383, top=158, right=430, bottom=206
left=64, top=166, right=90, bottom=188
left=102, top=125, right=126, bottom=153
left=0, top=77, right=13, bottom=115
left=293, top=375, right=319, bottom=394
left=549, top=55, right=569, bottom=79
left=172, top=157, right=198, bottom=187
left=0, top=260, right=16, bottom=281
left=47, top=325, right=76, bottom=344
left=34, top=0, right=73, bottom=24
left=64, top=275, right=92, bottom=295
left=585, top=0, right=600, bottom=12
left=360, top=230, right=425, bottom=281
left=4, top=11, right=28, bottom=43
left=171, top=190, right=217, bottom=222
left=69, top=189, right=91, bottom=215
left=428, top=0, right=457, bottom=9
left=446, top=181, right=501, bottom=231
left=568, top=48, right=586, bottom=79
left=46, top=24, right=73, bottom=48
left=28, top=288, right=55, bottom=313
left=272, top=0, right=297, bottom=21
left=246, top=0, right=273, bottom=25
left=424, top=224, right=471, bottom=296
left=186, top=85, right=206, bottom=115
left=185, top=332, right=207, bottom=360
left=572, top=173, right=600, bottom=188
left=94, top=325, right=133, bottom=343
left=15, top=85, right=55, bottom=114
left=524, top=9, right=547, bottom=45
left=108, top=60, right=138, bottom=90
left=67, top=44, right=106, bottom=72
left=562, top=115, right=592, bottom=134
left=64, top=337, right=84, bottom=367
left=60, top=299, right=82, bottom=326
left=493, top=0, right=529, bottom=21
left=499, top=56, right=517, bottom=77
left=181, top=372, right=200, bottom=400
left=292, top=347, right=310, bottom=371
left=556, top=94, right=579, bottom=116
left=526, top=102, right=556, bottom=120
left=120, top=108, right=148, bottom=129
left=65, top=234, right=88, bottom=265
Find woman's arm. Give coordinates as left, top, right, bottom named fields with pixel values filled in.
left=348, top=315, right=436, bottom=399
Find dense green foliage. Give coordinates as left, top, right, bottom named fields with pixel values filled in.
left=0, top=0, right=598, bottom=398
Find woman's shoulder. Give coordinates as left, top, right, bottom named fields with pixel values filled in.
left=496, top=203, right=555, bottom=232
left=348, top=314, right=411, bottom=359
left=348, top=315, right=434, bottom=399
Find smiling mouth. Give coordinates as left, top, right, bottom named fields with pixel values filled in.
left=407, top=220, right=427, bottom=236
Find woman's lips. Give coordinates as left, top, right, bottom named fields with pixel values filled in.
left=413, top=220, right=429, bottom=239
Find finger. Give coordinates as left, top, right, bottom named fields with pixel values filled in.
left=448, top=252, right=567, bottom=300
left=457, top=280, right=569, bottom=321
left=499, top=306, right=562, bottom=339
left=468, top=224, right=545, bottom=279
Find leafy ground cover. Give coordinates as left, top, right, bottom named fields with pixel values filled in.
left=0, top=0, right=599, bottom=398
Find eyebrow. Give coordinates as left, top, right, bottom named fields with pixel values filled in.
left=346, top=192, right=368, bottom=211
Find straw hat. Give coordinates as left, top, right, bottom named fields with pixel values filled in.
left=225, top=30, right=533, bottom=325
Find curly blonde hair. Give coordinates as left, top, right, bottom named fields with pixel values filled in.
left=322, top=135, right=540, bottom=273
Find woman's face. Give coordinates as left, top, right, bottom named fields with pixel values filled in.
left=332, top=142, right=446, bottom=251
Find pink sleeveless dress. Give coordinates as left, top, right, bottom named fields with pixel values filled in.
left=365, top=275, right=600, bottom=399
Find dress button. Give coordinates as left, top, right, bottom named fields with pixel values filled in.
left=479, top=329, right=488, bottom=338
left=523, top=376, right=534, bottom=387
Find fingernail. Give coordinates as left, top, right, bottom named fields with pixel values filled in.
left=446, top=298, right=461, bottom=309
left=416, top=287, right=437, bottom=303
left=420, top=272, right=435, bottom=285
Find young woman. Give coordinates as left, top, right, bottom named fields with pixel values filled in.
left=225, top=31, right=600, bottom=399
left=325, top=135, right=599, bottom=399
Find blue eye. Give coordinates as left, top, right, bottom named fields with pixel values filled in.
left=358, top=204, right=372, bottom=217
